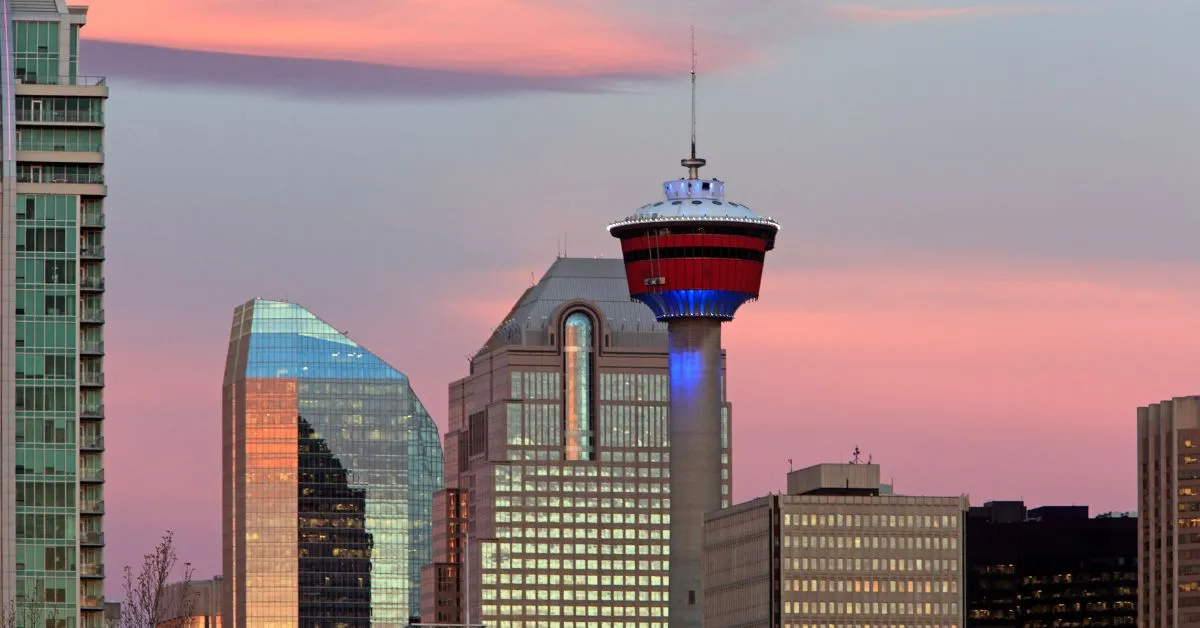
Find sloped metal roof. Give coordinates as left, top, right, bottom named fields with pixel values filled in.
left=481, top=257, right=664, bottom=353
left=11, top=0, right=62, bottom=13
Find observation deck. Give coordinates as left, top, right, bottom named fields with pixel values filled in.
left=608, top=177, right=780, bottom=321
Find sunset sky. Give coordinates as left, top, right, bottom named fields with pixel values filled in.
left=87, top=0, right=1200, bottom=588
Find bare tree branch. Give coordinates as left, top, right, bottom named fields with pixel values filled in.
left=120, top=530, right=193, bottom=628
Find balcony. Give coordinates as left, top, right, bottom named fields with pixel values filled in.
left=79, top=595, right=104, bottom=610
left=80, top=434, right=104, bottom=451
left=81, top=309, right=104, bottom=324
left=18, top=75, right=106, bottom=87
left=79, top=563, right=104, bottom=578
left=81, top=212, right=105, bottom=228
left=80, top=276, right=105, bottom=292
left=80, top=500, right=104, bottom=514
left=15, top=109, right=105, bottom=125
left=80, top=245, right=105, bottom=260
left=80, top=340, right=104, bottom=356
left=80, top=404, right=104, bottom=419
left=80, top=530, right=105, bottom=546
left=17, top=172, right=105, bottom=184
left=79, top=468, right=104, bottom=483
left=16, top=142, right=104, bottom=164
left=80, top=372, right=104, bottom=387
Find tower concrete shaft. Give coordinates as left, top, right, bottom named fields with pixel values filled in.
left=667, top=318, right=723, bottom=628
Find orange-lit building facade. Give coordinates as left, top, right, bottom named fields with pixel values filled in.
left=222, top=299, right=443, bottom=627
left=156, top=578, right=223, bottom=628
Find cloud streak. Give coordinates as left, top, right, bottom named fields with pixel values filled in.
left=83, top=41, right=651, bottom=99
left=830, top=2, right=1069, bottom=23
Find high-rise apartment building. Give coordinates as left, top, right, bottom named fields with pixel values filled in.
left=965, top=501, right=1136, bottom=627
left=420, top=257, right=734, bottom=627
left=704, top=463, right=967, bottom=628
left=1138, top=396, right=1200, bottom=627
left=0, top=1, right=108, bottom=626
left=222, top=299, right=443, bottom=627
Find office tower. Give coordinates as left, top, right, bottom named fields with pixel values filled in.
left=704, top=462, right=967, bottom=628
left=222, top=299, right=443, bottom=627
left=965, top=501, right=1137, bottom=627
left=1138, top=396, right=1200, bottom=627
left=420, top=257, right=734, bottom=627
left=0, top=1, right=108, bottom=626
left=156, top=577, right=223, bottom=627
left=608, top=73, right=779, bottom=628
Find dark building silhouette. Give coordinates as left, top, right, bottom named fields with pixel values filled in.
left=298, top=417, right=372, bottom=626
left=966, top=501, right=1137, bottom=628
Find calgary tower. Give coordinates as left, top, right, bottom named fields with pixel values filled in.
left=607, top=45, right=780, bottom=628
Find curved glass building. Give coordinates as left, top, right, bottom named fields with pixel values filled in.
left=222, top=299, right=443, bottom=627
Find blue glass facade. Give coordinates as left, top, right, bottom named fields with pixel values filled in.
left=223, top=299, right=443, bottom=627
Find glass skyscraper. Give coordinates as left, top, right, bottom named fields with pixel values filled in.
left=420, top=258, right=734, bottom=628
left=0, top=1, right=108, bottom=626
left=222, top=299, right=443, bottom=627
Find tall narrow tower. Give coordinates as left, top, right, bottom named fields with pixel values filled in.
left=607, top=54, right=779, bottom=627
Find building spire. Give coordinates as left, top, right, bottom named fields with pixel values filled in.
left=681, top=25, right=707, bottom=179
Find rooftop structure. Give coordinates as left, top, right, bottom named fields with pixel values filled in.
left=607, top=54, right=778, bottom=628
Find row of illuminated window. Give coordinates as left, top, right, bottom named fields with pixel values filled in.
left=480, top=555, right=670, bottom=574
left=484, top=573, right=665, bottom=588
left=786, top=513, right=959, bottom=530
left=600, top=405, right=668, bottom=448
left=501, top=463, right=670, bottom=481
left=494, top=509, right=667, bottom=523
left=785, top=579, right=958, bottom=595
left=494, top=540, right=669, bottom=557
left=784, top=601, right=959, bottom=617
left=783, top=557, right=958, bottom=573
left=498, top=481, right=668, bottom=494
left=482, top=588, right=665, bottom=603
left=509, top=403, right=563, bottom=446
left=599, top=373, right=670, bottom=403
left=512, top=371, right=563, bottom=400
left=784, top=535, right=958, bottom=552
left=502, top=497, right=669, bottom=512
left=496, top=512, right=670, bottom=534
left=783, top=624, right=957, bottom=628
left=491, top=541, right=670, bottom=559
left=488, top=623, right=665, bottom=628
left=495, top=495, right=668, bottom=510
left=498, top=508, right=666, bottom=526
left=483, top=605, right=665, bottom=619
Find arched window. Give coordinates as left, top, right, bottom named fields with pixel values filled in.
left=563, top=312, right=594, bottom=461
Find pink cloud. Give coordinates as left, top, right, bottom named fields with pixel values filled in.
left=830, top=3, right=1068, bottom=23
left=88, top=0, right=749, bottom=77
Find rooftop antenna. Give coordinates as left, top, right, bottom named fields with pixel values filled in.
left=850, top=446, right=861, bottom=465
left=787, top=458, right=793, bottom=472
left=681, top=25, right=706, bottom=179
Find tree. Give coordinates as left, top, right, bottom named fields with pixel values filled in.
left=119, top=530, right=194, bottom=628
left=1, top=583, right=61, bottom=628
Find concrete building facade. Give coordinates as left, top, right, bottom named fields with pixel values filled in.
left=1138, top=396, right=1200, bottom=627
left=0, top=1, right=109, bottom=625
left=705, top=463, right=967, bottom=628
left=420, top=257, right=734, bottom=628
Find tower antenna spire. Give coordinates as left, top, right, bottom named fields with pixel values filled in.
left=682, top=25, right=707, bottom=179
